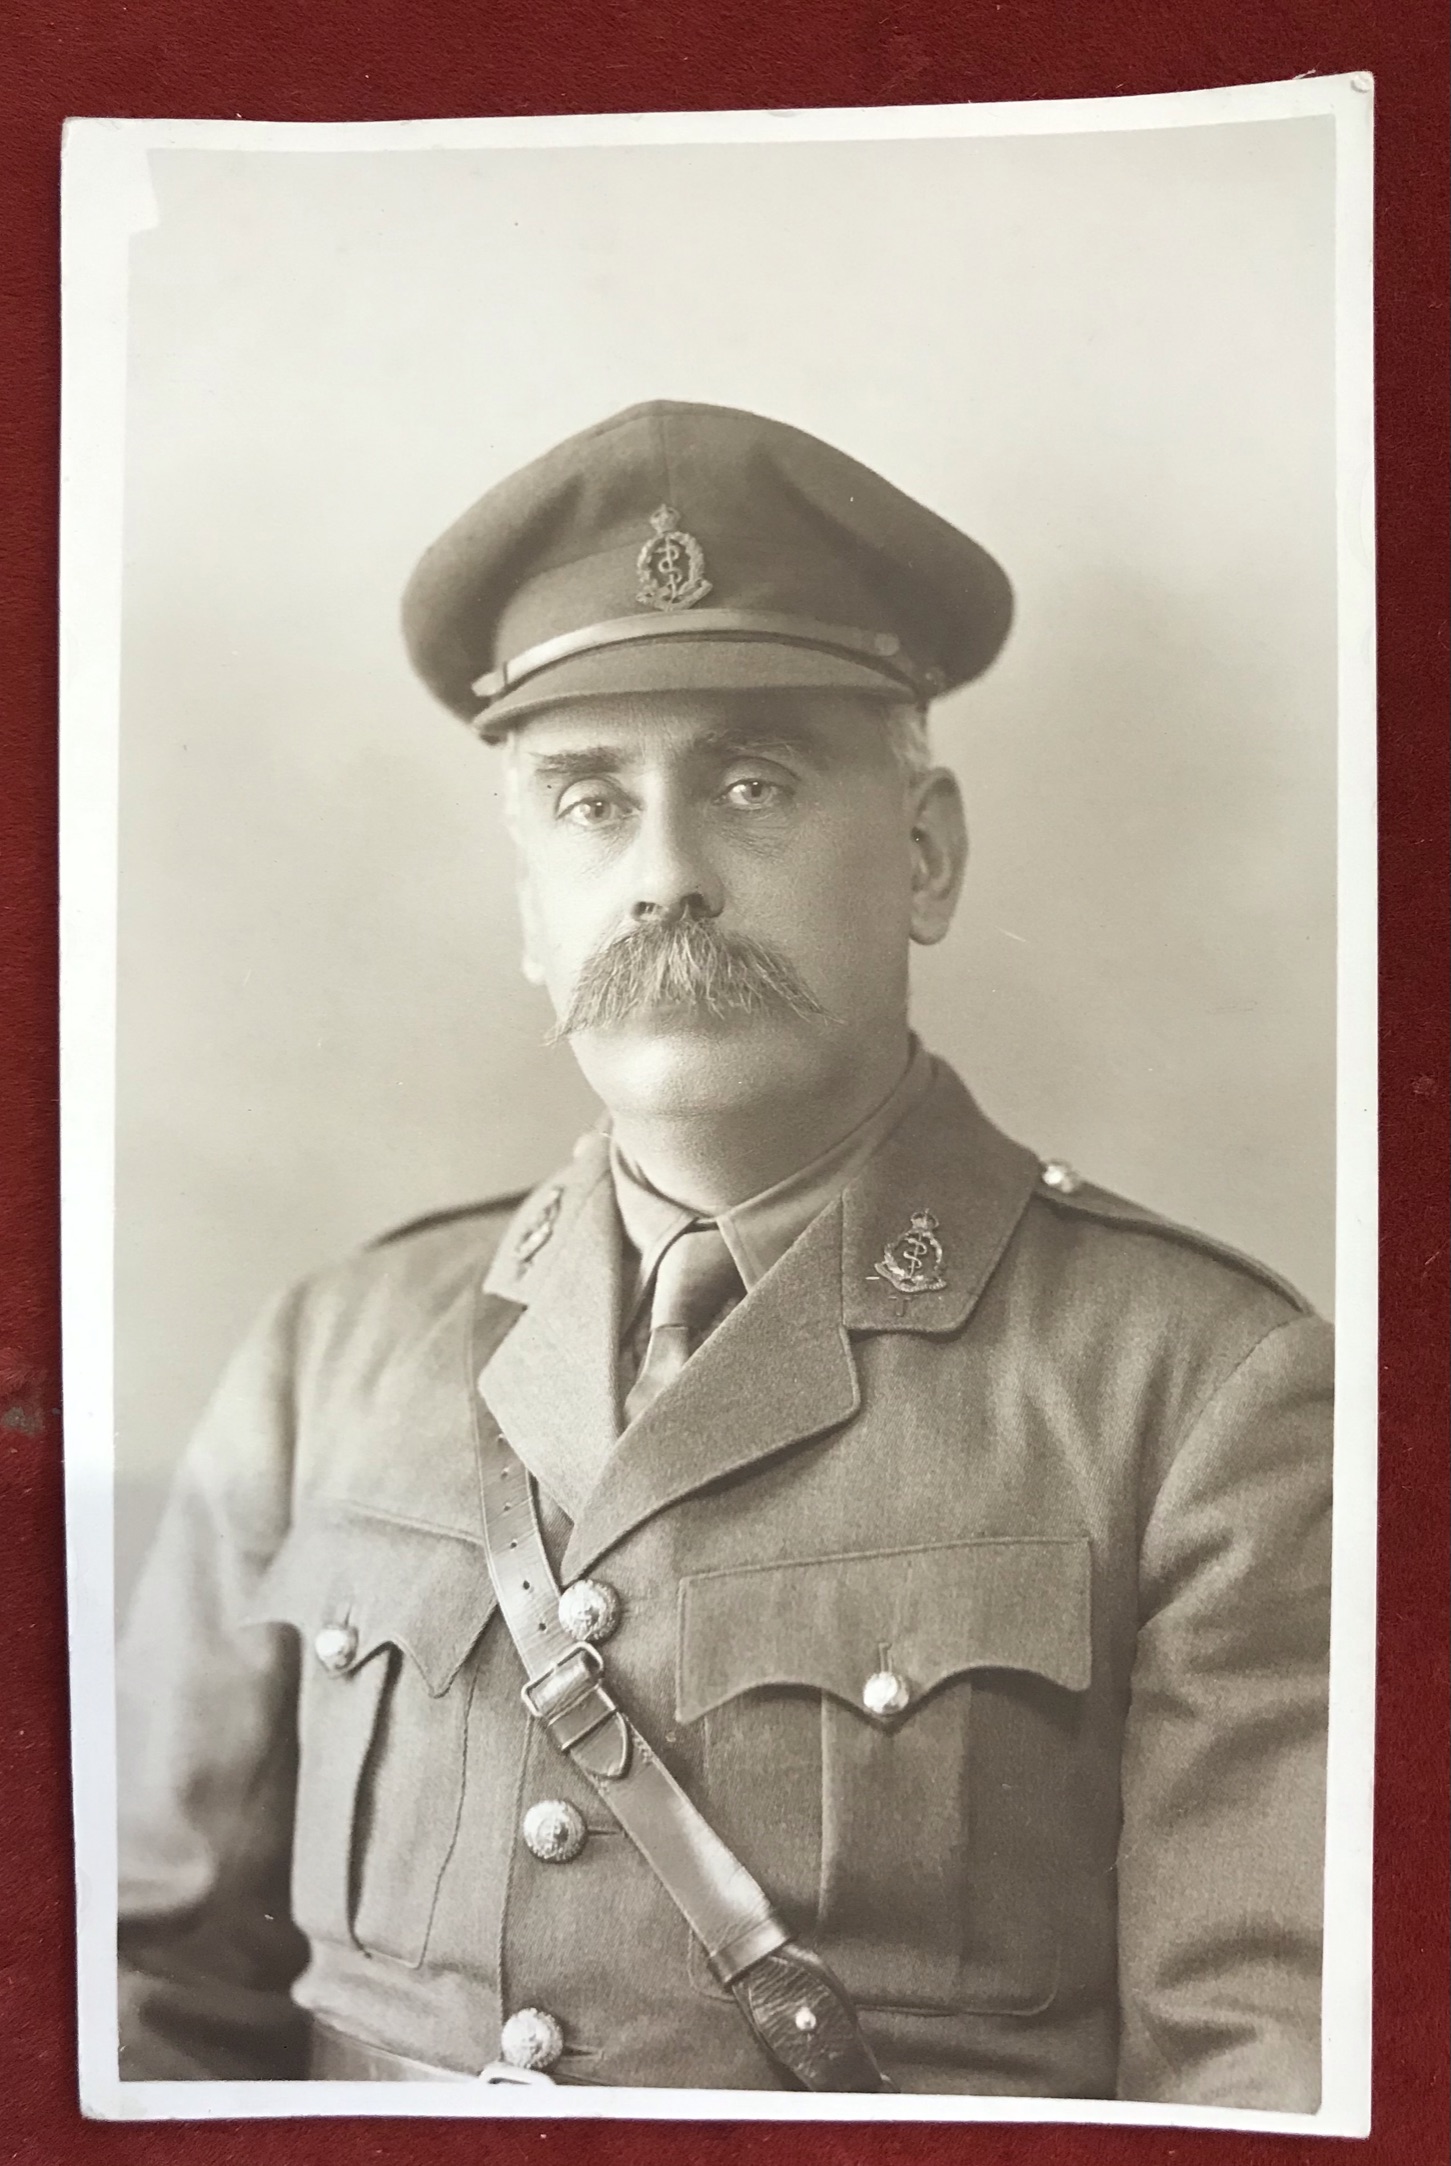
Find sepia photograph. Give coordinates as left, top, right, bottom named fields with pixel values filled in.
left=60, top=80, right=1376, bottom=2133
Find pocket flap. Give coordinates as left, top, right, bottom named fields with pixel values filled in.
left=676, top=1538, right=1090, bottom=1722
left=247, top=1510, right=496, bottom=1697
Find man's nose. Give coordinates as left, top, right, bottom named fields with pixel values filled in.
left=627, top=803, right=724, bottom=924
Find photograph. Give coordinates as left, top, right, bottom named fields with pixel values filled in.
left=59, top=79, right=1376, bottom=2133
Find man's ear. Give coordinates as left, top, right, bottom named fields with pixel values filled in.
left=907, top=768, right=968, bottom=947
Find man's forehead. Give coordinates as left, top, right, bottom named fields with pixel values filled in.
left=510, top=689, right=891, bottom=763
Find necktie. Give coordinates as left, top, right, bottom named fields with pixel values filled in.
left=623, top=1221, right=742, bottom=1426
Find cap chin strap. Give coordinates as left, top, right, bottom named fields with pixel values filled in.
left=469, top=608, right=941, bottom=720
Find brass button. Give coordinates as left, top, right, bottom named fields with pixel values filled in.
left=1040, top=1160, right=1082, bottom=1195
left=522, top=1799, right=588, bottom=1864
left=313, top=1624, right=357, bottom=1673
left=862, top=1669, right=910, bottom=1717
left=557, top=1578, right=621, bottom=1645
left=499, top=2007, right=564, bottom=2072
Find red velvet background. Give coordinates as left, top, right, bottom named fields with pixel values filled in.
left=2, top=2, right=1446, bottom=2160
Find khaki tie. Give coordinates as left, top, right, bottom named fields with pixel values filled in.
left=623, top=1221, right=742, bottom=1426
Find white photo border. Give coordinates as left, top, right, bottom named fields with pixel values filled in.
left=60, top=74, right=1377, bottom=2134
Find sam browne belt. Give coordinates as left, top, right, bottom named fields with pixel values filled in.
left=469, top=1289, right=892, bottom=2095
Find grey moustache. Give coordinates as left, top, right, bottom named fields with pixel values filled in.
left=549, top=916, right=827, bottom=1041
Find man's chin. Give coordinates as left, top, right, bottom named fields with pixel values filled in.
left=565, top=1011, right=827, bottom=1116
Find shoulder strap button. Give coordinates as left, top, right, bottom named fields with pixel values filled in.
left=1040, top=1159, right=1082, bottom=1195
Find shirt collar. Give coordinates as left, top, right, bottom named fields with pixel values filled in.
left=609, top=1038, right=936, bottom=1301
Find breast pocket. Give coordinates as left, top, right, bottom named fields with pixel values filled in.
left=676, top=1538, right=1091, bottom=2017
left=249, top=1511, right=495, bottom=1970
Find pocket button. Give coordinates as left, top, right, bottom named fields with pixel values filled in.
left=313, top=1623, right=358, bottom=1673
left=862, top=1668, right=910, bottom=1717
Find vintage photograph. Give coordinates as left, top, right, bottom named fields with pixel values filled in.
left=60, top=81, right=1376, bottom=2131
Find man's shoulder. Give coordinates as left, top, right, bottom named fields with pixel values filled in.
left=906, top=1062, right=1318, bottom=1332
left=299, top=1171, right=569, bottom=1325
left=358, top=1168, right=576, bottom=1291
left=1015, top=1157, right=1318, bottom=1323
left=368, top=1190, right=535, bottom=1253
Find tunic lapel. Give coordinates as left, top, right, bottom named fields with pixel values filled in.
left=561, top=1202, right=860, bottom=1580
left=560, top=1062, right=1041, bottom=1579
left=478, top=1153, right=626, bottom=1524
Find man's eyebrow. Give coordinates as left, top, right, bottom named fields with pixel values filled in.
left=519, top=728, right=828, bottom=783
left=522, top=746, right=629, bottom=784
left=690, top=727, right=827, bottom=765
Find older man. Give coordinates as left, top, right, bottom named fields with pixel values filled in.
left=117, top=401, right=1331, bottom=2106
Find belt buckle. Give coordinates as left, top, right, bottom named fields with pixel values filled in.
left=476, top=2061, right=558, bottom=2087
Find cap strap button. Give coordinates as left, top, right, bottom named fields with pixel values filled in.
left=1040, top=1160, right=1082, bottom=1195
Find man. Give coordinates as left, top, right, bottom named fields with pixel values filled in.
left=117, top=401, right=1331, bottom=2105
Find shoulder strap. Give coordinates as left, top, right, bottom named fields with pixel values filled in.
left=468, top=1292, right=891, bottom=2094
left=370, top=1190, right=532, bottom=1249
left=1035, top=1171, right=1313, bottom=1311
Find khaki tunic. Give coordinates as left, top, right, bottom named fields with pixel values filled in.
left=117, top=1063, right=1331, bottom=2104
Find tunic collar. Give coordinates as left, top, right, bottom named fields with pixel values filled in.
left=413, top=1052, right=1042, bottom=1564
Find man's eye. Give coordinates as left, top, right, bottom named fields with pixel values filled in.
left=557, top=789, right=626, bottom=829
left=721, top=776, right=787, bottom=809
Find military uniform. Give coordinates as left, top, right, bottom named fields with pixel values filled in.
left=118, top=1059, right=1329, bottom=2103
left=117, top=402, right=1331, bottom=2106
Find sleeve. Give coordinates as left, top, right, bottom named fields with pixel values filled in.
left=117, top=1284, right=312, bottom=2081
left=1115, top=1312, right=1334, bottom=2111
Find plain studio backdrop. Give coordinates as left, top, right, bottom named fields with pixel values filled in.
left=114, top=115, right=1338, bottom=1605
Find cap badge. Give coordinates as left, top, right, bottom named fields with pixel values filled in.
left=512, top=1185, right=563, bottom=1274
left=636, top=505, right=712, bottom=612
left=869, top=1208, right=947, bottom=1296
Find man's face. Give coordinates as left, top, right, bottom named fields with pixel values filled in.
left=505, top=689, right=964, bottom=1122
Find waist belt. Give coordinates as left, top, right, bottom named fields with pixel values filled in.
left=471, top=1293, right=892, bottom=2095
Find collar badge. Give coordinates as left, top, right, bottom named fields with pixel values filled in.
left=869, top=1208, right=947, bottom=1296
left=512, top=1185, right=563, bottom=1274
left=637, top=505, right=712, bottom=612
